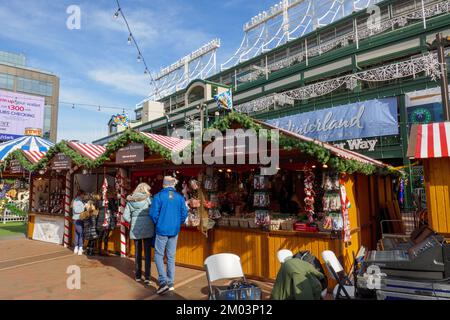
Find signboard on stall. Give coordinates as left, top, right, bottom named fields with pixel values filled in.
left=116, top=143, right=144, bottom=164
left=0, top=90, right=45, bottom=141
left=9, top=159, right=24, bottom=174
left=266, top=97, right=399, bottom=142
left=333, top=138, right=378, bottom=152
left=50, top=153, right=72, bottom=170
left=32, top=215, right=64, bottom=245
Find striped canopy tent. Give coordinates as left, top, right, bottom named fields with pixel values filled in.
left=407, top=122, right=450, bottom=159
left=0, top=136, right=54, bottom=162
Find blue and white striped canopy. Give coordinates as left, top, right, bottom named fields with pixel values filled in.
left=0, top=136, right=54, bottom=161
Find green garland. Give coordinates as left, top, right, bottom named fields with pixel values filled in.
left=0, top=150, right=35, bottom=172
left=29, top=129, right=181, bottom=171
left=211, top=112, right=393, bottom=176
left=0, top=115, right=400, bottom=178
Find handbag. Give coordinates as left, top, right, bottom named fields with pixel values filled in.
left=79, top=210, right=90, bottom=221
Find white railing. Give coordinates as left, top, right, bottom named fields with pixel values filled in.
left=236, top=0, right=450, bottom=84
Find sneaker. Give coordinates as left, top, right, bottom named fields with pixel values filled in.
left=144, top=279, right=152, bottom=285
left=135, top=277, right=142, bottom=282
left=73, top=246, right=79, bottom=254
left=77, top=248, right=83, bottom=256
left=168, top=286, right=175, bottom=291
left=156, top=284, right=170, bottom=295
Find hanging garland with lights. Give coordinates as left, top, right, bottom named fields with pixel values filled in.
left=210, top=112, right=402, bottom=176
left=0, top=150, right=35, bottom=172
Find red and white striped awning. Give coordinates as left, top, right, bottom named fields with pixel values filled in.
left=68, top=141, right=107, bottom=161
left=140, top=132, right=191, bottom=152
left=408, top=122, right=450, bottom=159
left=22, top=150, right=46, bottom=164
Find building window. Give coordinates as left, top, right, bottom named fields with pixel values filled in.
left=16, top=76, right=53, bottom=97
left=0, top=51, right=26, bottom=66
left=0, top=73, right=14, bottom=90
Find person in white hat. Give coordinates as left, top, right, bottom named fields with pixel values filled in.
left=150, top=176, right=188, bottom=295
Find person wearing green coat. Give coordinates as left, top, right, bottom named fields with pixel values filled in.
left=271, top=258, right=325, bottom=300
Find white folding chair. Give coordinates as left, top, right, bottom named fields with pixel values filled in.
left=204, top=253, right=246, bottom=300
left=321, top=250, right=355, bottom=299
left=277, top=249, right=293, bottom=263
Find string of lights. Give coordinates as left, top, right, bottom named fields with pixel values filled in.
left=114, top=0, right=159, bottom=97
left=59, top=101, right=132, bottom=113
left=59, top=101, right=164, bottom=114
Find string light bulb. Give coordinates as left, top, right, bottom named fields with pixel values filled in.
left=137, top=54, right=141, bottom=62
left=72, top=104, right=75, bottom=109
left=98, top=106, right=101, bottom=111
left=113, top=9, right=120, bottom=19
left=127, top=34, right=132, bottom=45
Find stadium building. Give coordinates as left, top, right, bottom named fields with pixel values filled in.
left=94, top=0, right=450, bottom=206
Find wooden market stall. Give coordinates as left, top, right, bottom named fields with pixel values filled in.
left=94, top=113, right=399, bottom=285
left=25, top=141, right=107, bottom=246
left=19, top=113, right=400, bottom=288
left=0, top=150, right=46, bottom=223
left=408, top=122, right=450, bottom=238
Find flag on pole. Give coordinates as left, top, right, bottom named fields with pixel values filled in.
left=111, top=113, right=130, bottom=128
left=214, top=90, right=233, bottom=111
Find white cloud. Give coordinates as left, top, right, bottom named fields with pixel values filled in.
left=87, top=68, right=150, bottom=97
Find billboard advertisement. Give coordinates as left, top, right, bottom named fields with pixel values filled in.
left=0, top=90, right=45, bottom=141
left=266, top=97, right=399, bottom=142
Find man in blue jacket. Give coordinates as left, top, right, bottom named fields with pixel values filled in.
left=150, top=176, right=188, bottom=295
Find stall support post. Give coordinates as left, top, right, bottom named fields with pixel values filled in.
left=119, top=168, right=127, bottom=257
left=63, top=166, right=78, bottom=248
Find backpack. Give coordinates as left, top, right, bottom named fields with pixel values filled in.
left=293, top=251, right=328, bottom=290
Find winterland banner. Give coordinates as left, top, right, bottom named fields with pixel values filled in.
left=266, top=97, right=398, bottom=142
left=0, top=90, right=45, bottom=141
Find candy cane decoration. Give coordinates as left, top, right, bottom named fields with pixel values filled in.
left=64, top=166, right=78, bottom=247
left=117, top=168, right=128, bottom=257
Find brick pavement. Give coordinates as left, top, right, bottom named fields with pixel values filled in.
left=0, top=238, right=273, bottom=300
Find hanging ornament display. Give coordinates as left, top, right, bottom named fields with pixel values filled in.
left=101, top=177, right=110, bottom=228
left=339, top=175, right=351, bottom=243
left=304, top=170, right=316, bottom=223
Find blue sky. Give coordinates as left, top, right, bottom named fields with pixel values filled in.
left=0, top=0, right=276, bottom=143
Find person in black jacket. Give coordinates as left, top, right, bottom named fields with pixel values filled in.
left=83, top=200, right=99, bottom=256
left=96, top=193, right=118, bottom=256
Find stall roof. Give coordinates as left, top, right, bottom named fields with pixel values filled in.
left=22, top=150, right=47, bottom=164
left=140, top=132, right=192, bottom=152
left=0, top=136, right=54, bottom=162
left=407, top=122, right=450, bottom=159
left=68, top=141, right=107, bottom=161
left=257, top=120, right=387, bottom=168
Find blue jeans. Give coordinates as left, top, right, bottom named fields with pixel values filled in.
left=154, top=234, right=178, bottom=286
left=74, top=220, right=84, bottom=248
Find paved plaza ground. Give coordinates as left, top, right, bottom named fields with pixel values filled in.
left=0, top=237, right=274, bottom=300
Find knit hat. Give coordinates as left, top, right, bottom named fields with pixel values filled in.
left=163, top=176, right=178, bottom=188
